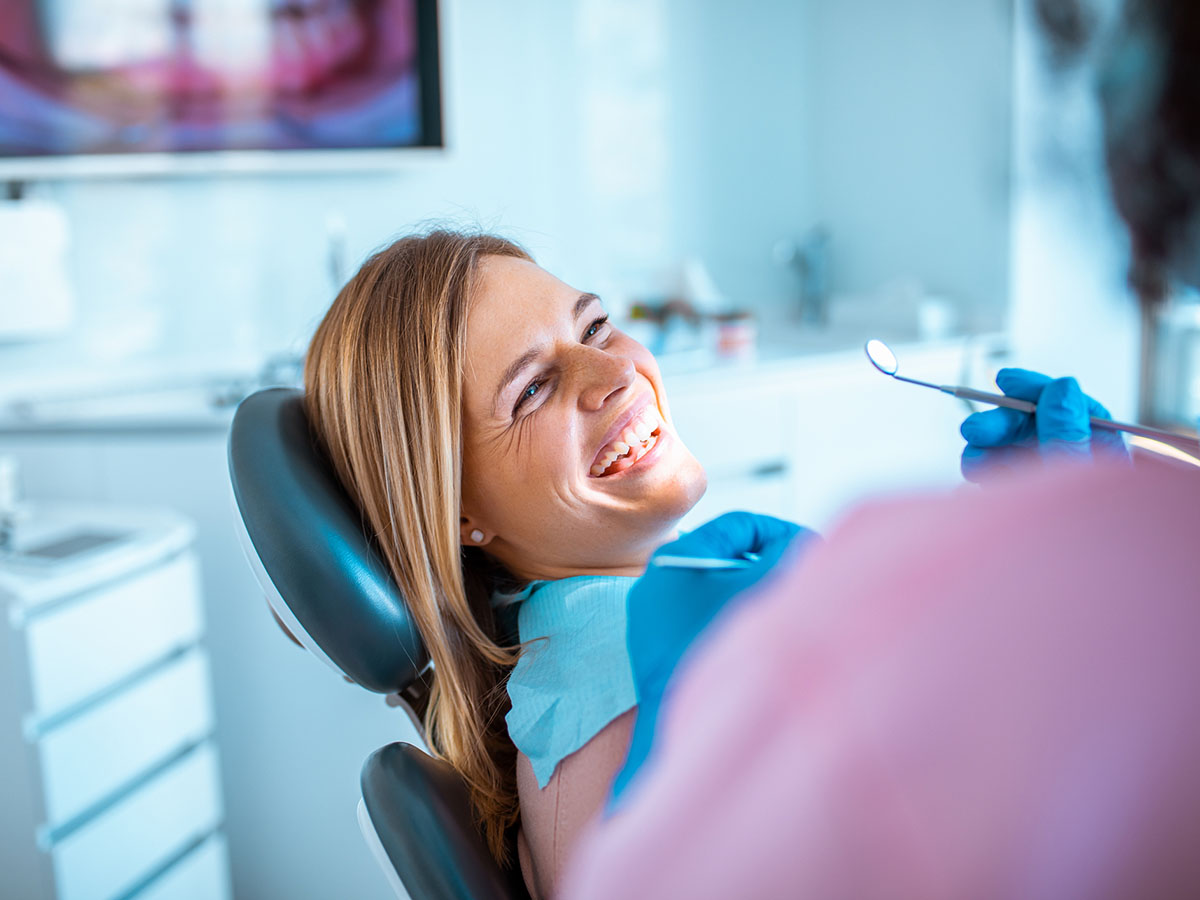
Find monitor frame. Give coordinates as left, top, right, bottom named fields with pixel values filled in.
left=0, top=0, right=444, bottom=181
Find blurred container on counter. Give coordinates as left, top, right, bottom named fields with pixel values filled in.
left=714, top=311, right=757, bottom=361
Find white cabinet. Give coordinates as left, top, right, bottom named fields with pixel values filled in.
left=0, top=430, right=413, bottom=900
left=0, top=504, right=231, bottom=900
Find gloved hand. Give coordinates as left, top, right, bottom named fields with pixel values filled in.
left=611, top=511, right=819, bottom=805
left=960, top=368, right=1129, bottom=483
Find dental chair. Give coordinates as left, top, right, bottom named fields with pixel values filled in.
left=228, top=387, right=531, bottom=900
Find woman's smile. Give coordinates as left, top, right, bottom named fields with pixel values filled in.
left=590, top=425, right=669, bottom=480
left=587, top=393, right=666, bottom=477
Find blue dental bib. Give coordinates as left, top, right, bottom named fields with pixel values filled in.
left=498, top=575, right=637, bottom=788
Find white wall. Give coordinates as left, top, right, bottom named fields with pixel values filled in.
left=804, top=0, right=1014, bottom=328
left=661, top=0, right=813, bottom=310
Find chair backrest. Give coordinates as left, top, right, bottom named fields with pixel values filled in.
left=227, top=387, right=529, bottom=900
left=227, top=387, right=429, bottom=695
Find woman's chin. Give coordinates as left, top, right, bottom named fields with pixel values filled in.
left=634, top=453, right=707, bottom=525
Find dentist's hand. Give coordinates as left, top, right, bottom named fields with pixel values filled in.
left=612, top=511, right=819, bottom=804
left=960, top=369, right=1129, bottom=483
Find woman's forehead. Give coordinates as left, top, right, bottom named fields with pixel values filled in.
left=463, top=257, right=576, bottom=411
left=472, top=255, right=570, bottom=319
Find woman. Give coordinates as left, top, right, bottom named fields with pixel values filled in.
left=303, top=229, right=716, bottom=896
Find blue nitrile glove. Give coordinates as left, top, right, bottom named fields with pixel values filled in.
left=960, top=368, right=1130, bottom=483
left=610, top=511, right=819, bottom=805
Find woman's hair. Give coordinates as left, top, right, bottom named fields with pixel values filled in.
left=304, top=229, right=533, bottom=863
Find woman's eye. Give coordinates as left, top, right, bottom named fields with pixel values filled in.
left=584, top=315, right=610, bottom=340
left=513, top=379, right=544, bottom=415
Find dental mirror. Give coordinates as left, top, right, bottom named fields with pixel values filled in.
left=864, top=339, right=899, bottom=376
left=863, top=338, right=1200, bottom=456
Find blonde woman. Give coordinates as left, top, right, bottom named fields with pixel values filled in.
left=305, top=229, right=728, bottom=897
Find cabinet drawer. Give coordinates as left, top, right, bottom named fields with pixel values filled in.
left=138, top=833, right=231, bottom=900
left=26, top=553, right=204, bottom=718
left=39, top=650, right=215, bottom=828
left=52, top=742, right=222, bottom=900
left=667, top=390, right=788, bottom=476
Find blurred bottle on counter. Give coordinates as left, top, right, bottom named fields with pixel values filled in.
left=916, top=294, right=959, bottom=341
left=713, top=311, right=757, bottom=361
left=1148, top=289, right=1200, bottom=430
left=0, top=191, right=74, bottom=339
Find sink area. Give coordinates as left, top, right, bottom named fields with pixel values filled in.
left=0, top=373, right=276, bottom=433
left=0, top=352, right=305, bottom=433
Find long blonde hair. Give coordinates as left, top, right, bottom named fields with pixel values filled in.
left=304, top=229, right=532, bottom=863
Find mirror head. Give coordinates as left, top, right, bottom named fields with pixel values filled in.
left=864, top=339, right=899, bottom=376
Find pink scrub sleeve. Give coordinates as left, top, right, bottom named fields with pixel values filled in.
left=562, top=458, right=1200, bottom=900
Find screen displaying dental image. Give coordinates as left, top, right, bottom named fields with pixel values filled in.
left=0, top=0, right=439, bottom=159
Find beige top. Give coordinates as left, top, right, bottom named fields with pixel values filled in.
left=515, top=708, right=636, bottom=899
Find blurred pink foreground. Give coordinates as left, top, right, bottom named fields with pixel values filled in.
left=563, top=457, right=1200, bottom=900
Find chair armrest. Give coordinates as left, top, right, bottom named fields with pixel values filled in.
left=360, top=743, right=529, bottom=900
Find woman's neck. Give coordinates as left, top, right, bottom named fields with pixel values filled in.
left=502, top=528, right=681, bottom=584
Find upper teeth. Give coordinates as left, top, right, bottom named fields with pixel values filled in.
left=591, top=409, right=663, bottom=476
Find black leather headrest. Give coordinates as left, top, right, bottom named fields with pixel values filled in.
left=228, top=387, right=429, bottom=693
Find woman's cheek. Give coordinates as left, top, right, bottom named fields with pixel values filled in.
left=628, top=344, right=671, bottom=420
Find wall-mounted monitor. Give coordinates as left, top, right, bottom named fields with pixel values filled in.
left=0, top=0, right=442, bottom=179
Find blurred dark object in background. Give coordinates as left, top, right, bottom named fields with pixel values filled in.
left=1098, top=0, right=1200, bottom=304
left=1033, top=0, right=1200, bottom=305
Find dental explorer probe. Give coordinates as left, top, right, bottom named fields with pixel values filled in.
left=864, top=339, right=1200, bottom=456
left=650, top=553, right=760, bottom=571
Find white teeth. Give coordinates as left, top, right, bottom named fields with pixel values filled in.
left=634, top=433, right=658, bottom=460
left=591, top=409, right=665, bottom=476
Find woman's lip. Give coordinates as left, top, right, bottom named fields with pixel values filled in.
left=592, top=427, right=669, bottom=480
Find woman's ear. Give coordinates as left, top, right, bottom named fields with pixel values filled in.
left=460, top=515, right=492, bottom=547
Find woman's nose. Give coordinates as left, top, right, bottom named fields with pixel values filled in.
left=576, top=350, right=637, bottom=411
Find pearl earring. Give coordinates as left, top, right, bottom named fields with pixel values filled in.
left=470, top=529, right=484, bottom=543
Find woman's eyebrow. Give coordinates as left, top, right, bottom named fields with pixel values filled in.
left=492, top=293, right=602, bottom=414
left=574, top=291, right=601, bottom=317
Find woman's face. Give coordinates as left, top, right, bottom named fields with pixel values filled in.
left=460, top=255, right=707, bottom=581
